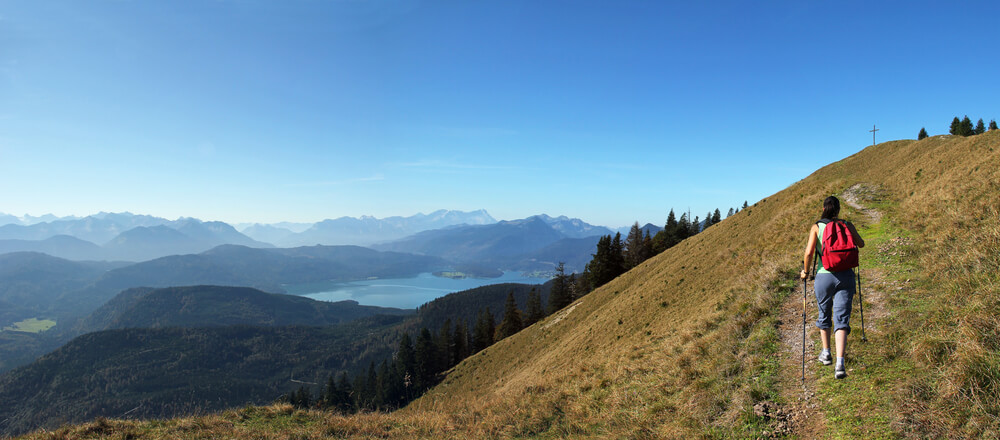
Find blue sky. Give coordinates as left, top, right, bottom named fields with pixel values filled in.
left=1, top=1, right=998, bottom=228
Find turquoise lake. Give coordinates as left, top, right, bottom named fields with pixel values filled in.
left=285, top=272, right=548, bottom=309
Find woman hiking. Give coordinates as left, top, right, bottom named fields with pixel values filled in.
left=800, top=196, right=864, bottom=379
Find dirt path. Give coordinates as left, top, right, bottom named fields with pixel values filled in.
left=771, top=184, right=891, bottom=439
left=773, top=281, right=827, bottom=439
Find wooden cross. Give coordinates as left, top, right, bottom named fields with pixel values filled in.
left=870, top=124, right=879, bottom=146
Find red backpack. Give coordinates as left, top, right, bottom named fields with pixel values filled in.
left=818, top=219, right=859, bottom=272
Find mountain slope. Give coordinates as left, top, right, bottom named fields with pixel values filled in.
left=0, top=320, right=407, bottom=436
left=0, top=252, right=110, bottom=325
left=0, top=281, right=549, bottom=437
left=14, top=132, right=1000, bottom=439
left=404, top=133, right=1000, bottom=438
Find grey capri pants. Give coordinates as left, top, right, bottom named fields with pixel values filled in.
left=814, top=270, right=855, bottom=334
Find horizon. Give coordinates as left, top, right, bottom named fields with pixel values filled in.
left=0, top=208, right=672, bottom=231
left=2, top=1, right=998, bottom=227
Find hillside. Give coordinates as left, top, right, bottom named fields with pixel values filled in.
left=405, top=132, right=1000, bottom=438
left=0, top=253, right=126, bottom=372
left=0, top=319, right=407, bottom=436
left=14, top=132, right=1000, bottom=439
left=0, top=282, right=550, bottom=437
left=75, top=285, right=412, bottom=333
left=0, top=252, right=111, bottom=325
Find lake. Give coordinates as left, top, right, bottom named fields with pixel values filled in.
left=284, top=272, right=548, bottom=309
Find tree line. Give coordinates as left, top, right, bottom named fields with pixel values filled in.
left=920, top=115, right=998, bottom=139
left=282, top=285, right=556, bottom=412
left=572, top=203, right=747, bottom=296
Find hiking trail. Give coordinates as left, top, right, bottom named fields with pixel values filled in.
left=772, top=184, right=891, bottom=439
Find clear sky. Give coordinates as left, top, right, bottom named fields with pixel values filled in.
left=1, top=1, right=998, bottom=228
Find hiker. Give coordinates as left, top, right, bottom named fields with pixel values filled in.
left=800, top=196, right=864, bottom=379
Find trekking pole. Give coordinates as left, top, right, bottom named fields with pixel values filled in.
left=801, top=276, right=807, bottom=382
left=857, top=268, right=867, bottom=342
left=802, top=256, right=816, bottom=382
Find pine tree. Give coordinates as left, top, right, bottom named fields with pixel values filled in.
left=611, top=232, right=625, bottom=268
left=975, top=118, right=986, bottom=135
left=472, top=308, right=495, bottom=353
left=990, top=120, right=998, bottom=131
left=574, top=270, right=593, bottom=298
left=396, top=333, right=415, bottom=385
left=585, top=235, right=612, bottom=288
left=334, top=372, right=354, bottom=412
left=452, top=320, right=471, bottom=365
left=292, top=386, right=312, bottom=409
left=642, top=231, right=653, bottom=262
left=569, top=275, right=582, bottom=301
left=363, top=361, right=380, bottom=409
left=610, top=233, right=625, bottom=276
left=322, top=374, right=337, bottom=408
left=414, top=328, right=438, bottom=392
left=950, top=116, right=961, bottom=135
left=524, top=288, right=545, bottom=326
left=690, top=215, right=700, bottom=235
left=742, top=201, right=749, bottom=209
left=676, top=213, right=691, bottom=242
left=918, top=127, right=928, bottom=140
left=587, top=234, right=626, bottom=289
left=652, top=210, right=680, bottom=253
left=376, top=360, right=392, bottom=409
left=437, top=319, right=454, bottom=370
left=711, top=208, right=722, bottom=225
left=547, top=263, right=572, bottom=313
left=624, top=222, right=647, bottom=269
left=960, top=116, right=974, bottom=136
left=496, top=291, right=523, bottom=340
left=351, top=374, right=366, bottom=409
left=726, top=207, right=735, bottom=218
left=361, top=361, right=378, bottom=410
left=665, top=209, right=678, bottom=237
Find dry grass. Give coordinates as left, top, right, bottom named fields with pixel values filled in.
left=15, top=131, right=1000, bottom=439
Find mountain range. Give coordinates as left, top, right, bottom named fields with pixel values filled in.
left=0, top=216, right=272, bottom=262
left=240, top=209, right=498, bottom=247
left=373, top=214, right=613, bottom=272
left=0, top=210, right=500, bottom=261
left=0, top=211, right=616, bottom=272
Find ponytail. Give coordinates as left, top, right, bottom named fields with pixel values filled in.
left=822, top=196, right=840, bottom=220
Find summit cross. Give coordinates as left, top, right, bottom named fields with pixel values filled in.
left=870, top=124, right=879, bottom=147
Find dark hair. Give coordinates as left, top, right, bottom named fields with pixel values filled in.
left=822, top=196, right=840, bottom=220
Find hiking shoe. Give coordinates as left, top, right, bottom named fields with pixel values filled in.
left=835, top=364, right=847, bottom=379
left=818, top=351, right=833, bottom=365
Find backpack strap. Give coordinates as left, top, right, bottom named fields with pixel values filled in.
left=816, top=219, right=831, bottom=257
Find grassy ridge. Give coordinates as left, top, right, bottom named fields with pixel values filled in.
left=405, top=132, right=1000, bottom=438
left=15, top=132, right=1000, bottom=439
